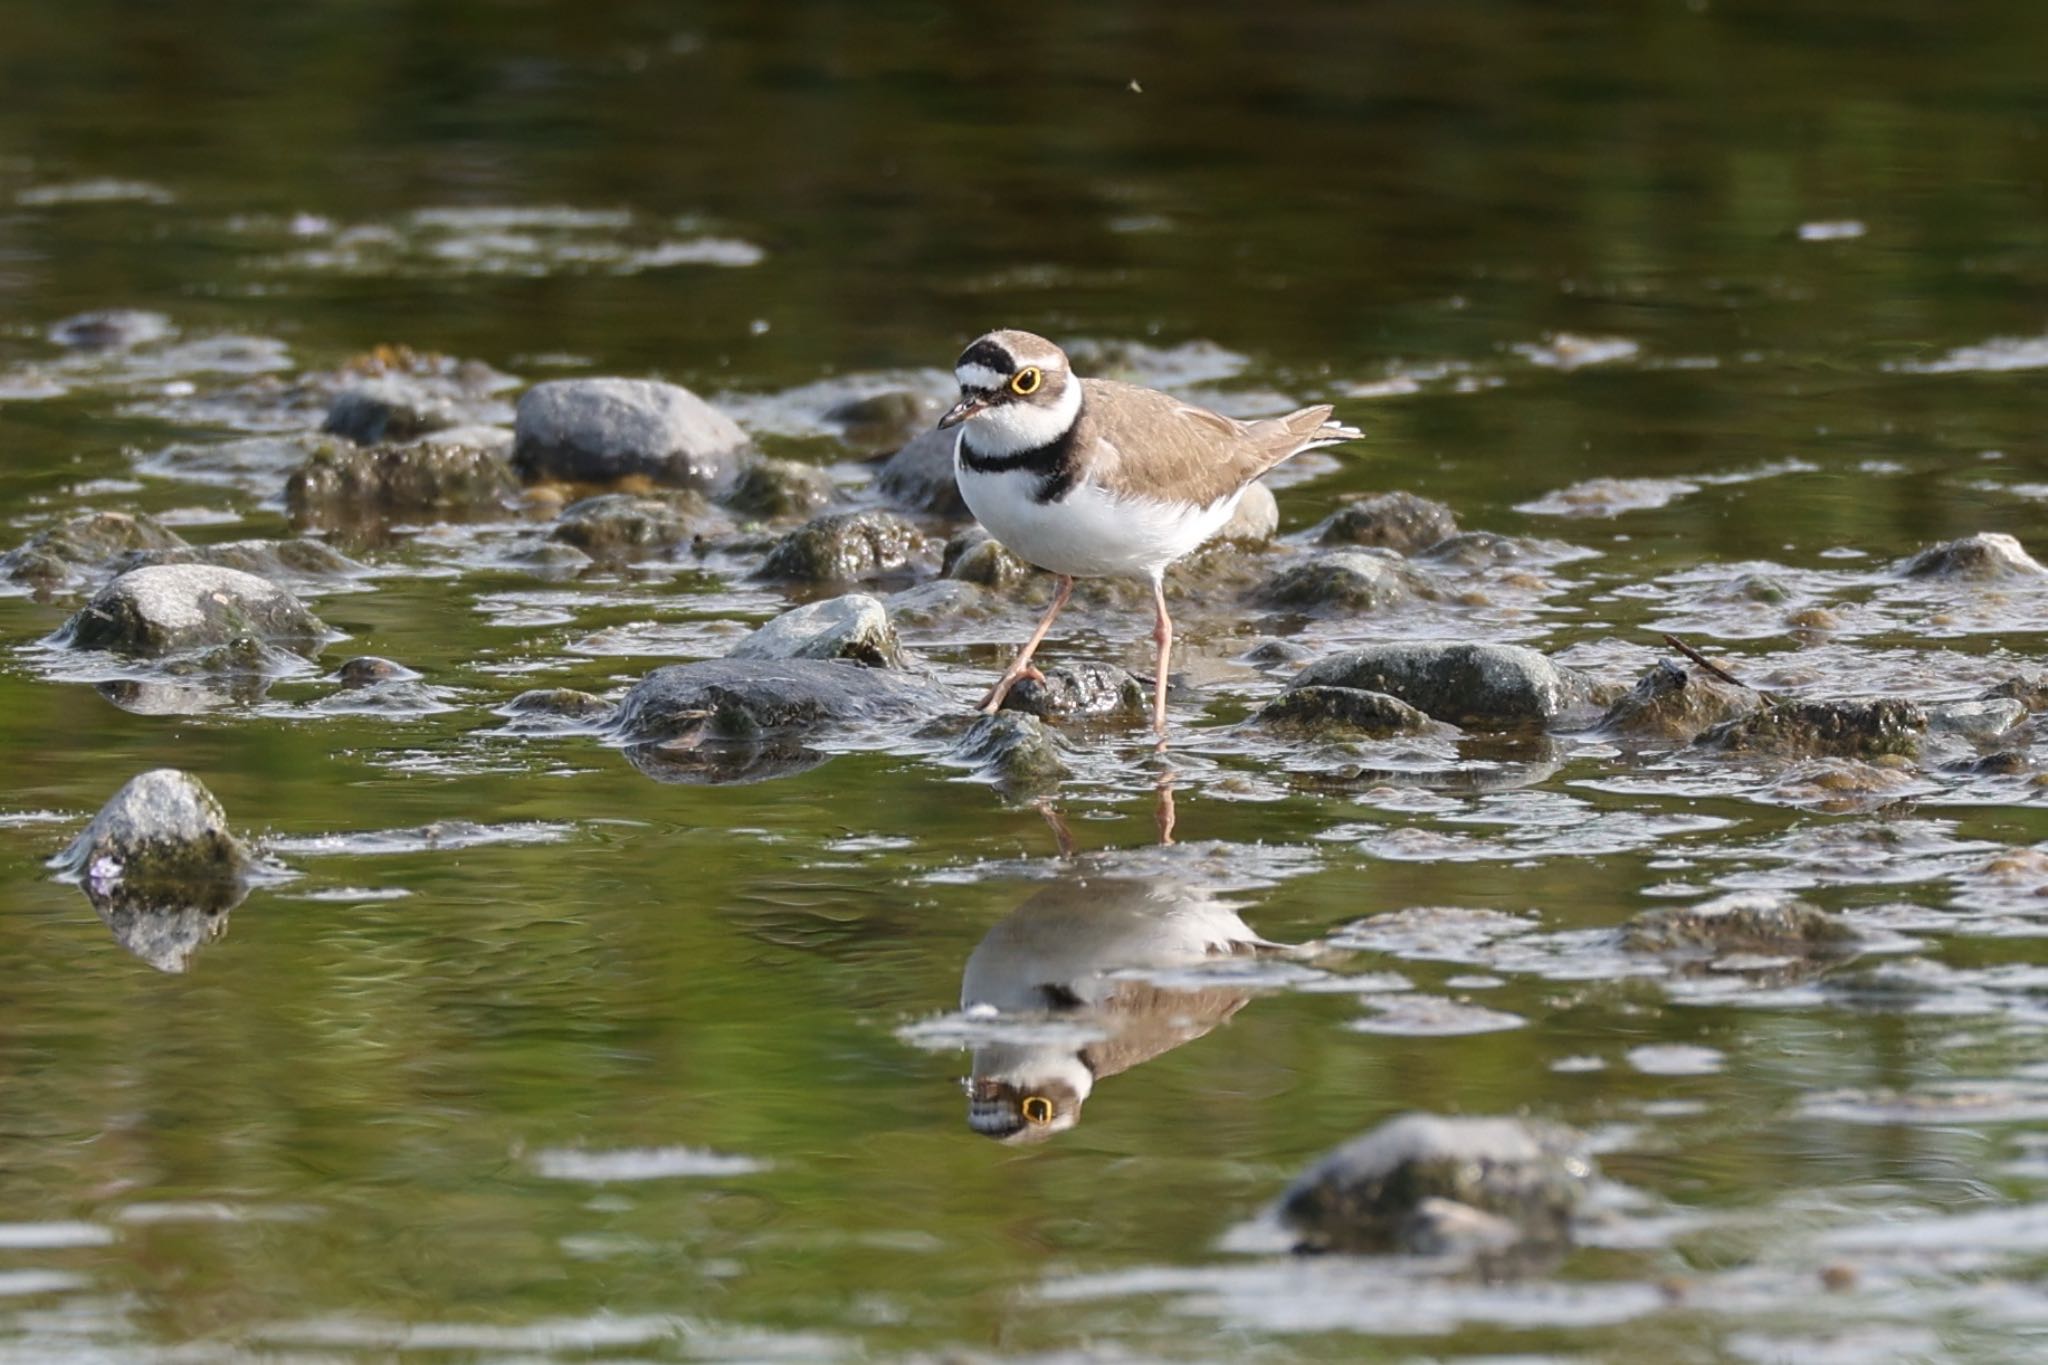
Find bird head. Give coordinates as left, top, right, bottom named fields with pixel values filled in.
left=938, top=330, right=1079, bottom=451
left=962, top=1070, right=1088, bottom=1144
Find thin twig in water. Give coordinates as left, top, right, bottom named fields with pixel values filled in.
left=1662, top=633, right=1753, bottom=691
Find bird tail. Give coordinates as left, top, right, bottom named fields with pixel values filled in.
left=1301, top=417, right=1364, bottom=451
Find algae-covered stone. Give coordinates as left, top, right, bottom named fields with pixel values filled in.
left=511, top=378, right=750, bottom=489
left=1254, top=550, right=1427, bottom=611
left=1310, top=491, right=1459, bottom=554
left=1624, top=891, right=1858, bottom=956
left=56, top=564, right=326, bottom=658
left=1699, top=697, right=1926, bottom=760
left=953, top=711, right=1069, bottom=789
left=1278, top=1113, right=1594, bottom=1255
left=758, top=510, right=932, bottom=583
left=728, top=594, right=904, bottom=668
left=943, top=526, right=1031, bottom=589
left=1291, top=642, right=1594, bottom=726
left=1249, top=685, right=1436, bottom=740
left=721, top=458, right=835, bottom=520
left=1002, top=663, right=1148, bottom=721
left=286, top=440, right=518, bottom=521
left=2, top=510, right=188, bottom=591
left=607, top=657, right=947, bottom=746
left=1598, top=661, right=1762, bottom=743
left=547, top=493, right=704, bottom=560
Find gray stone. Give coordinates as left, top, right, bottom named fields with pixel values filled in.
left=721, top=458, right=835, bottom=520
left=1310, top=491, right=1459, bottom=554
left=56, top=564, right=326, bottom=658
left=3, top=510, right=187, bottom=591
left=336, top=656, right=416, bottom=687
left=824, top=391, right=941, bottom=450
left=1292, top=642, right=1595, bottom=726
left=1417, top=531, right=1542, bottom=569
left=499, top=688, right=614, bottom=732
left=1255, top=549, right=1427, bottom=611
left=1983, top=670, right=2048, bottom=713
left=322, top=376, right=468, bottom=445
left=547, top=493, right=703, bottom=560
left=1926, top=697, right=2029, bottom=740
left=49, top=309, right=173, bottom=350
left=119, top=538, right=369, bottom=592
left=607, top=657, right=948, bottom=747
left=1241, top=638, right=1315, bottom=670
left=1698, top=698, right=1926, bottom=760
left=1249, top=685, right=1436, bottom=739
left=1898, top=532, right=2046, bottom=580
left=1278, top=1114, right=1594, bottom=1255
left=286, top=441, right=518, bottom=523
left=1001, top=663, right=1147, bottom=721
left=876, top=427, right=967, bottom=517
left=728, top=594, right=904, bottom=668
left=1213, top=480, right=1279, bottom=544
left=943, top=526, right=1031, bottom=588
left=952, top=711, right=1069, bottom=790
left=511, top=378, right=749, bottom=490
left=757, top=510, right=933, bottom=583
left=1598, top=661, right=1763, bottom=743
left=1624, top=891, right=1858, bottom=956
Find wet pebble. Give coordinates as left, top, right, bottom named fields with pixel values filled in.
left=335, top=656, right=416, bottom=687
left=511, top=378, right=751, bottom=490
left=1277, top=1113, right=1595, bottom=1255
left=757, top=510, right=933, bottom=584
left=1215, top=480, right=1279, bottom=543
left=942, top=526, right=1032, bottom=588
left=55, top=564, right=326, bottom=659
left=1291, top=642, right=1596, bottom=726
left=1308, top=490, right=1459, bottom=553
left=727, top=594, right=905, bottom=668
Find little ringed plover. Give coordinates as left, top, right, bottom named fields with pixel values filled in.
left=939, top=329, right=1364, bottom=740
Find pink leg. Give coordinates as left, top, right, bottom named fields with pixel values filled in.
left=977, top=574, right=1074, bottom=713
left=1149, top=574, right=1173, bottom=745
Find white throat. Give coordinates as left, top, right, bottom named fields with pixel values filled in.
left=958, top=378, right=1082, bottom=458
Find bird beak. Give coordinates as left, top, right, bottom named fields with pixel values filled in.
left=937, top=395, right=989, bottom=429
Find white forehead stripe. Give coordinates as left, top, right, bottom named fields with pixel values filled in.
left=956, top=362, right=1008, bottom=392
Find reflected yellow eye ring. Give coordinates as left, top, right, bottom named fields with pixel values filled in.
left=1021, top=1095, right=1055, bottom=1124
left=1010, top=366, right=1043, bottom=397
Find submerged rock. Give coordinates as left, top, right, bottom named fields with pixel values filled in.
left=1417, top=531, right=1546, bottom=569
left=952, top=711, right=1069, bottom=789
left=547, top=492, right=704, bottom=560
left=322, top=375, right=466, bottom=445
left=1278, top=1113, right=1594, bottom=1255
left=1699, top=698, right=1926, bottom=760
left=499, top=688, right=614, bottom=732
left=49, top=308, right=173, bottom=350
left=1598, top=661, right=1762, bottom=743
left=1291, top=642, right=1594, bottom=726
left=1624, top=891, right=1859, bottom=957
left=1249, top=685, right=1436, bottom=739
left=942, top=526, right=1032, bottom=589
left=1983, top=670, right=2048, bottom=713
left=1925, top=698, right=2028, bottom=741
left=728, top=594, right=904, bottom=668
left=721, top=458, right=835, bottom=520
left=607, top=657, right=948, bottom=746
left=336, top=656, right=416, bottom=687
left=1254, top=549, right=1427, bottom=612
left=1002, top=662, right=1148, bottom=721
left=55, top=564, right=326, bottom=658
left=120, top=538, right=369, bottom=591
left=758, top=510, right=933, bottom=583
left=2, top=510, right=188, bottom=591
left=511, top=378, right=749, bottom=490
left=1310, top=491, right=1459, bottom=554
left=876, top=427, right=966, bottom=517
left=1898, top=532, right=2046, bottom=580
left=286, top=440, right=518, bottom=522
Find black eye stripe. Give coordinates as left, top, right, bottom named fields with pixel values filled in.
left=957, top=339, right=1015, bottom=375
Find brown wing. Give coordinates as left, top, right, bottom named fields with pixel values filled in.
left=1077, top=378, right=1340, bottom=508
left=1075, top=980, right=1251, bottom=1080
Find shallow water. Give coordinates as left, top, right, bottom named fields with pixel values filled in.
left=3, top=3, right=2048, bottom=1362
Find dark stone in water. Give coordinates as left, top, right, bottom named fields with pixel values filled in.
left=1002, top=663, right=1147, bottom=721
left=50, top=769, right=251, bottom=973
left=2, top=510, right=188, bottom=591
left=1278, top=1113, right=1594, bottom=1255
left=1309, top=490, right=1459, bottom=554
left=55, top=564, right=326, bottom=659
left=757, top=510, right=933, bottom=584
left=1291, top=642, right=1595, bottom=726
left=1699, top=697, right=1926, bottom=760
left=337, top=656, right=417, bottom=687
left=1249, top=685, right=1436, bottom=739
left=1624, top=891, right=1858, bottom=956
left=952, top=711, right=1069, bottom=789
left=1254, top=549, right=1427, bottom=611
left=607, top=657, right=948, bottom=746
left=875, top=427, right=967, bottom=517
left=720, top=458, right=835, bottom=520
left=547, top=492, right=705, bottom=560
left=943, top=526, right=1032, bottom=589
left=511, top=378, right=750, bottom=490
left=1897, top=532, right=2044, bottom=580
left=322, top=376, right=465, bottom=445
left=48, top=308, right=173, bottom=350
left=286, top=441, right=518, bottom=523
left=504, top=688, right=612, bottom=722
left=1598, top=661, right=1762, bottom=743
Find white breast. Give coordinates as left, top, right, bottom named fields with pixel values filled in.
left=953, top=444, right=1242, bottom=581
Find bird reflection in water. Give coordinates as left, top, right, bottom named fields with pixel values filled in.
left=958, top=774, right=1301, bottom=1142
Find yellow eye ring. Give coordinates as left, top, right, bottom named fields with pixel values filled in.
left=1010, top=366, right=1043, bottom=397
left=1021, top=1095, right=1054, bottom=1124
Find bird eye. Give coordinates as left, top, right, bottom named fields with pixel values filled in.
left=1010, top=366, right=1043, bottom=397
left=1021, top=1095, right=1055, bottom=1124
